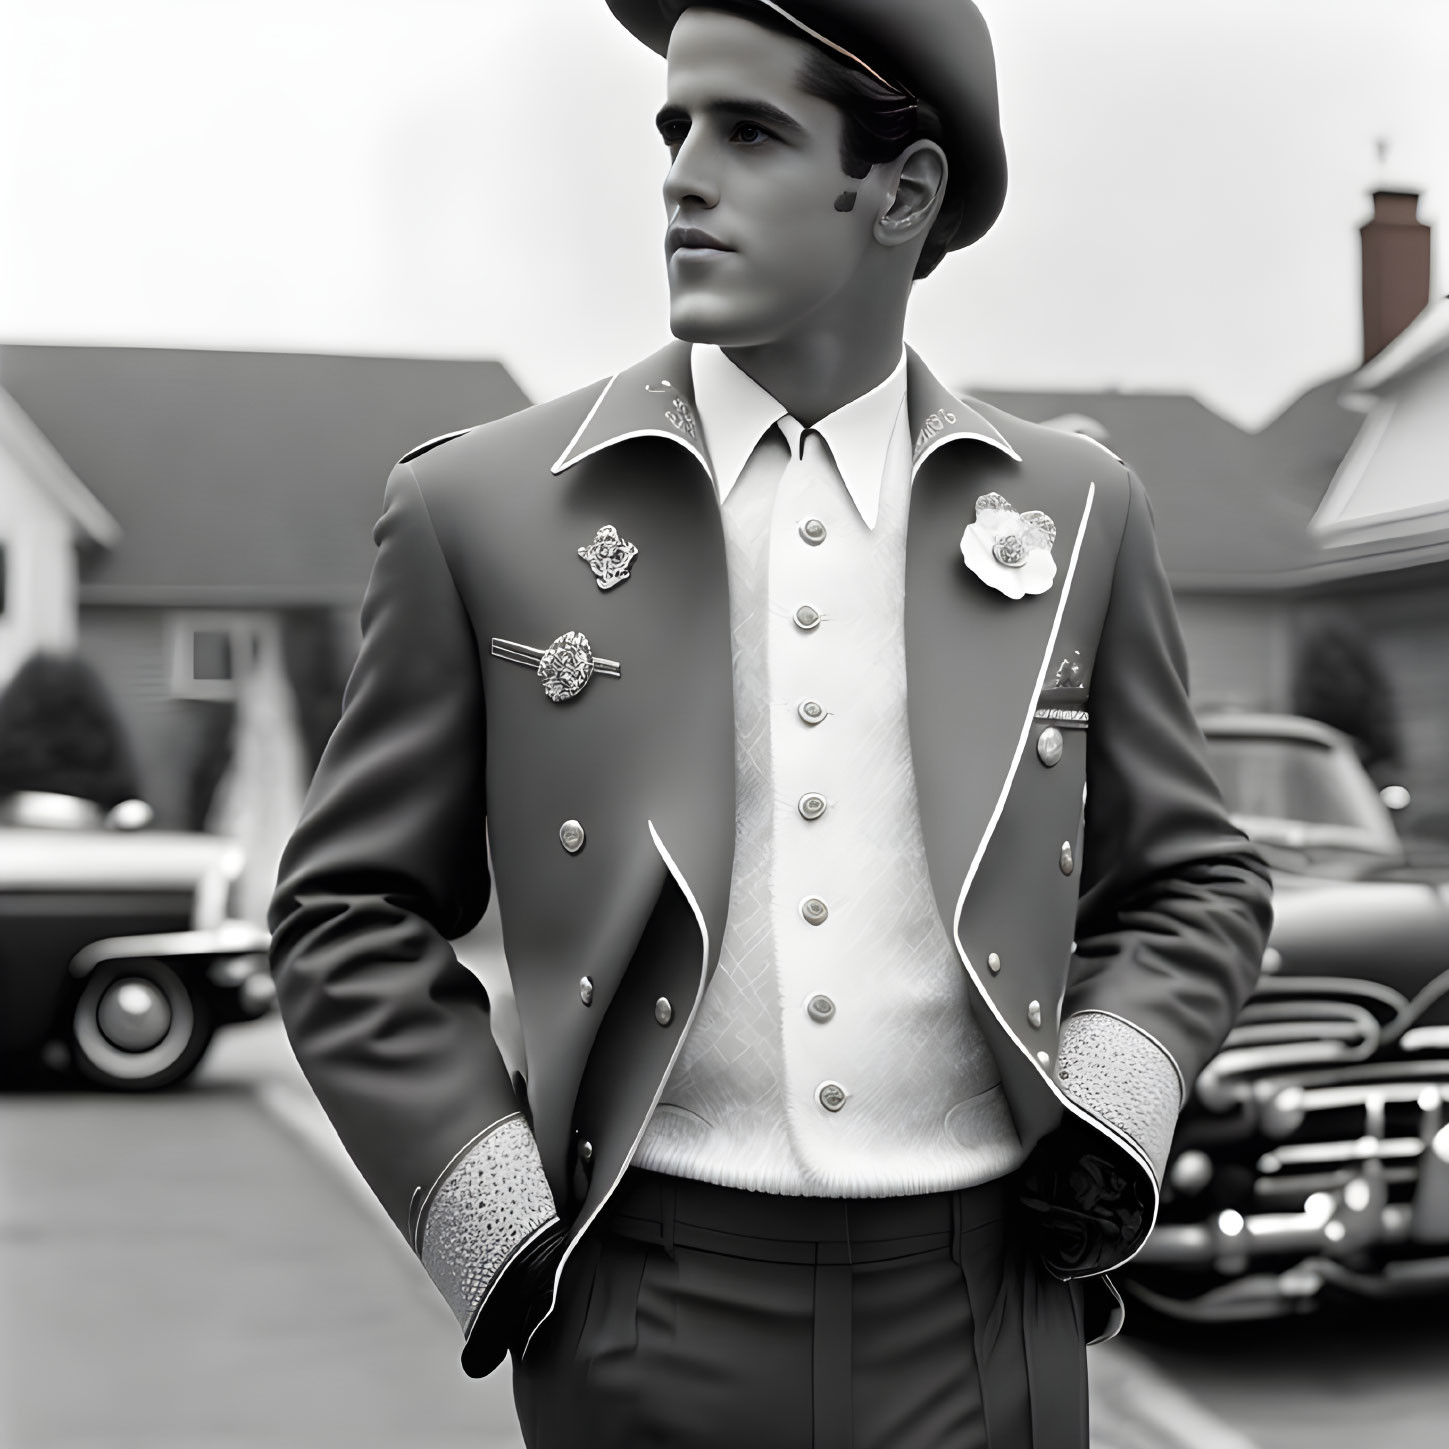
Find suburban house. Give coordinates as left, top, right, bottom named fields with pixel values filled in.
left=0, top=385, right=119, bottom=685
left=968, top=189, right=1447, bottom=836
left=0, top=345, right=530, bottom=917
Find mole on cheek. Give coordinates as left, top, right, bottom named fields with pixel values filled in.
left=833, top=190, right=858, bottom=212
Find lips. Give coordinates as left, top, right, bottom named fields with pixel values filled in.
left=667, top=225, right=733, bottom=258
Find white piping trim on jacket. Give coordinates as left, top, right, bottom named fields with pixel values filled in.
left=410, top=1112, right=526, bottom=1254
left=952, top=480, right=1095, bottom=920
left=463, top=1214, right=563, bottom=1345
left=945, top=480, right=1162, bottom=1277
left=912, top=427, right=1023, bottom=477
left=550, top=373, right=618, bottom=474
left=554, top=427, right=713, bottom=481
left=1065, top=1007, right=1189, bottom=1111
left=522, top=819, right=712, bottom=1357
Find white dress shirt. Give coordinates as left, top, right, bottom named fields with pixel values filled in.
left=633, top=344, right=1025, bottom=1197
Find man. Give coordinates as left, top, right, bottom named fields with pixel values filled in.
left=269, top=3, right=1273, bottom=1445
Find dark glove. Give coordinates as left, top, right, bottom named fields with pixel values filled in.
left=1017, top=1114, right=1147, bottom=1277
left=459, top=1219, right=568, bottom=1378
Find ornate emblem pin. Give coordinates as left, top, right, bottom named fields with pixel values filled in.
left=491, top=631, right=622, bottom=704
left=960, top=492, right=1058, bottom=599
left=578, top=524, right=639, bottom=591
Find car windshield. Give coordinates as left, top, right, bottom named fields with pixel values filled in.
left=1204, top=734, right=1401, bottom=856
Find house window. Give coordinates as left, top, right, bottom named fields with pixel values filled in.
left=167, top=613, right=260, bottom=700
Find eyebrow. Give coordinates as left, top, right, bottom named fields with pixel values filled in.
left=654, top=97, right=807, bottom=138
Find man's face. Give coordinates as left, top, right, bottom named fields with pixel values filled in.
left=657, top=8, right=883, bottom=345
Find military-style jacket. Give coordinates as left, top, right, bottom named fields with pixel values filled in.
left=268, top=341, right=1272, bottom=1372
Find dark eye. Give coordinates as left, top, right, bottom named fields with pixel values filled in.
left=659, top=120, right=688, bottom=150
left=731, top=122, right=768, bottom=145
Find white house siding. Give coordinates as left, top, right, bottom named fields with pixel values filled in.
left=1174, top=592, right=1293, bottom=713
left=0, top=450, right=77, bottom=685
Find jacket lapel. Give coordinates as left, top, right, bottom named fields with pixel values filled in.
left=903, top=351, right=1096, bottom=938
left=548, top=339, right=734, bottom=958
left=552, top=339, right=711, bottom=480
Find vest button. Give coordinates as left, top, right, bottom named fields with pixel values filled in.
left=1059, top=841, right=1074, bottom=875
left=579, top=975, right=594, bottom=1006
left=807, top=994, right=835, bottom=1023
left=559, top=819, right=586, bottom=853
left=793, top=604, right=821, bottom=631
left=987, top=952, right=1002, bottom=974
left=798, top=517, right=827, bottom=545
left=798, top=792, right=827, bottom=821
left=578, top=1139, right=593, bottom=1162
left=817, top=1080, right=848, bottom=1112
left=1036, top=1051, right=1051, bottom=1067
left=801, top=896, right=829, bottom=926
left=1027, top=1000, right=1042, bottom=1029
left=654, top=996, right=674, bottom=1026
left=1036, top=727, right=1064, bottom=767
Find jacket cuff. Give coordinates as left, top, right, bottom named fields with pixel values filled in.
left=1055, top=1010, right=1184, bottom=1182
left=414, top=1114, right=559, bottom=1338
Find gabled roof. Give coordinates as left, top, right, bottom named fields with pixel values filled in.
left=967, top=387, right=1315, bottom=589
left=0, top=385, right=120, bottom=547
left=0, top=344, right=530, bottom=606
left=1253, top=371, right=1363, bottom=514
left=1311, top=298, right=1449, bottom=557
left=1348, top=294, right=1449, bottom=394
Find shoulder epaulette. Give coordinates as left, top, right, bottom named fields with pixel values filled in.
left=396, top=428, right=472, bottom=467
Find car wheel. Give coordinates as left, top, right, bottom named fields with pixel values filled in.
left=69, top=958, right=215, bottom=1091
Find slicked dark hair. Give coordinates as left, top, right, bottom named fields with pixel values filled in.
left=691, top=3, right=962, bottom=278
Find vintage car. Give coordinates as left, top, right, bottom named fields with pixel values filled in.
left=0, top=789, right=275, bottom=1091
left=1123, top=712, right=1449, bottom=1321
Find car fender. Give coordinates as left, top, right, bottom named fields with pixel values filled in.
left=68, top=918, right=271, bottom=978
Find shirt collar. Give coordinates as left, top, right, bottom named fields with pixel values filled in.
left=690, top=344, right=909, bottom=530
left=548, top=338, right=1021, bottom=484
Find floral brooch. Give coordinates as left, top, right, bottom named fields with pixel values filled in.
left=960, top=492, right=1057, bottom=599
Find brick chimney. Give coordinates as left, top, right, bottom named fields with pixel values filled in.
left=1360, top=189, right=1431, bottom=363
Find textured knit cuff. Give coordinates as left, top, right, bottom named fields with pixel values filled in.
left=415, top=1114, right=559, bottom=1337
left=1055, top=1011, right=1184, bottom=1182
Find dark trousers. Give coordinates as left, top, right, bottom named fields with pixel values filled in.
left=512, top=1167, right=1087, bottom=1449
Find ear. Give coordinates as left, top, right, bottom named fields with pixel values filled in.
left=873, top=140, right=949, bottom=251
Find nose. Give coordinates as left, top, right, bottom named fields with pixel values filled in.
left=662, top=128, right=720, bottom=215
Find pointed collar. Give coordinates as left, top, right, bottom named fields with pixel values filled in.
left=551, top=338, right=708, bottom=478
left=551, top=338, right=1021, bottom=483
left=905, top=347, right=1022, bottom=472
left=691, top=344, right=909, bottom=530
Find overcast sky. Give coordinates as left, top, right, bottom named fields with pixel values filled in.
left=1, top=0, right=1445, bottom=429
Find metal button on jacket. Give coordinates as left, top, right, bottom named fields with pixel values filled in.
left=654, top=996, right=673, bottom=1026
left=578, top=1139, right=593, bottom=1162
left=801, top=896, right=829, bottom=926
left=1036, top=727, right=1064, bottom=767
left=559, top=819, right=585, bottom=853
left=1059, top=841, right=1075, bottom=876
left=987, top=952, right=1002, bottom=975
left=817, top=1081, right=848, bottom=1112
left=1027, top=1000, right=1042, bottom=1029
left=793, top=604, right=821, bottom=631
left=578, top=975, right=594, bottom=1006
left=807, top=994, right=835, bottom=1023
left=798, top=517, right=827, bottom=545
left=798, top=792, right=827, bottom=821
left=1036, top=1051, right=1051, bottom=1067
left=798, top=698, right=826, bottom=726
